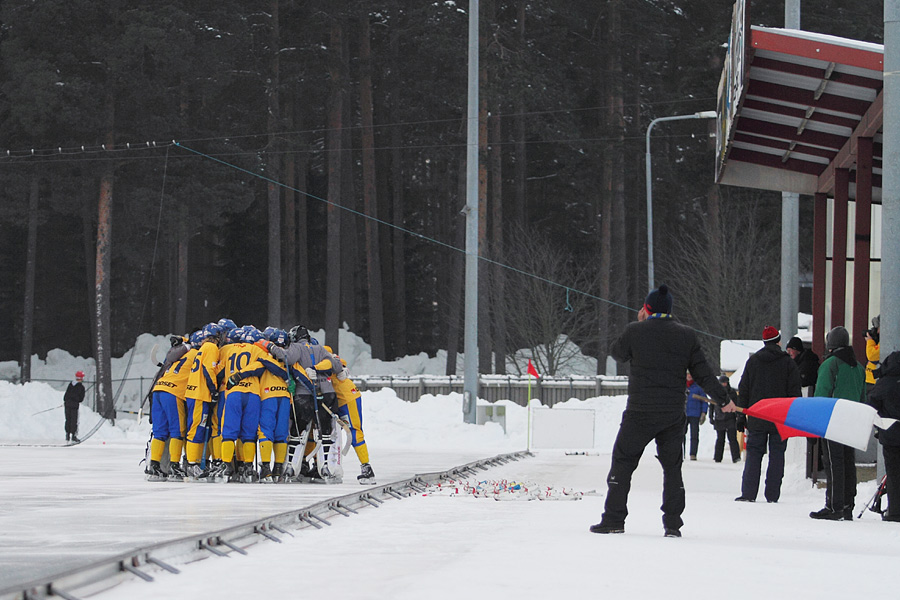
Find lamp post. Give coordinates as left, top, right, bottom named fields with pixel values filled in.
left=645, top=110, right=717, bottom=290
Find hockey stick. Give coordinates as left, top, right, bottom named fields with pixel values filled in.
left=858, top=474, right=887, bottom=519
left=321, top=402, right=353, bottom=456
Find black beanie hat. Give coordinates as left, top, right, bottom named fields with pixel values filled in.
left=644, top=284, right=673, bottom=314
left=786, top=337, right=804, bottom=352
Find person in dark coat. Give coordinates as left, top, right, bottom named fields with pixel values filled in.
left=711, top=375, right=741, bottom=463
left=785, top=336, right=819, bottom=396
left=684, top=374, right=708, bottom=461
left=590, top=284, right=735, bottom=538
left=64, top=371, right=86, bottom=443
left=866, top=350, right=900, bottom=522
left=785, top=336, right=824, bottom=479
left=810, top=326, right=866, bottom=521
left=735, top=326, right=802, bottom=503
left=866, top=351, right=900, bottom=521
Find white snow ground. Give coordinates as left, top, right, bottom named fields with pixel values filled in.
left=2, top=329, right=899, bottom=599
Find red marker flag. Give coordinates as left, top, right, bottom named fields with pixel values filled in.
left=527, top=359, right=540, bottom=379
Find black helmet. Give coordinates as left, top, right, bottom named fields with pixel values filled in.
left=289, top=325, right=311, bottom=344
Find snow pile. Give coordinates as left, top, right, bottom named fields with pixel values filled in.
left=0, top=380, right=136, bottom=443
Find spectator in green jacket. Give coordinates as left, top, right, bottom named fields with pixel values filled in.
left=810, top=326, right=866, bottom=521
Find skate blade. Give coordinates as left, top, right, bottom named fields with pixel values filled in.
left=311, top=476, right=343, bottom=485
left=358, top=478, right=377, bottom=486
left=146, top=475, right=167, bottom=482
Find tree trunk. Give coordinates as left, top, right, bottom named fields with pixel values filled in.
left=19, top=172, right=39, bottom=383
left=324, top=14, right=344, bottom=352
left=296, top=124, right=310, bottom=326
left=283, top=96, right=297, bottom=326
left=266, top=0, right=282, bottom=326
left=490, top=113, right=507, bottom=374
left=95, top=97, right=115, bottom=420
left=446, top=126, right=468, bottom=376
left=339, top=59, right=358, bottom=334
left=514, top=0, right=527, bottom=227
left=359, top=14, right=386, bottom=359
left=389, top=30, right=407, bottom=358
left=174, top=203, right=188, bottom=335
left=608, top=0, right=626, bottom=372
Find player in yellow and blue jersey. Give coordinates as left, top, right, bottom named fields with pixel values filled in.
left=219, top=326, right=270, bottom=482
left=326, top=347, right=375, bottom=484
left=146, top=335, right=197, bottom=481
left=239, top=327, right=310, bottom=482
left=183, top=322, right=223, bottom=479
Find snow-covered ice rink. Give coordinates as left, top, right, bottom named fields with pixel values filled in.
left=2, top=438, right=899, bottom=600
left=2, top=329, right=899, bottom=599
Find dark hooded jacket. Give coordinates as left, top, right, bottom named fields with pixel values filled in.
left=738, top=343, right=802, bottom=433
left=610, top=316, right=728, bottom=413
left=866, top=351, right=900, bottom=447
left=794, top=348, right=820, bottom=392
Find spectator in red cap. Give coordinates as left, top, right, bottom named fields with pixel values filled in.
left=735, top=326, right=801, bottom=503
left=64, top=371, right=86, bottom=443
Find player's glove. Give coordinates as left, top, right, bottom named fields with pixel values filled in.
left=700, top=413, right=707, bottom=425
left=254, top=339, right=272, bottom=353
left=305, top=367, right=318, bottom=383
left=170, top=336, right=183, bottom=347
left=226, top=373, right=243, bottom=389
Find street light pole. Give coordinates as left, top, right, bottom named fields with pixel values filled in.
left=645, top=110, right=717, bottom=290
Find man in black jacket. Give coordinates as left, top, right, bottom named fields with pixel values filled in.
left=786, top=336, right=819, bottom=395
left=735, top=327, right=802, bottom=503
left=64, top=371, right=86, bottom=443
left=590, top=284, right=735, bottom=538
left=866, top=350, right=900, bottom=521
left=785, top=336, right=822, bottom=480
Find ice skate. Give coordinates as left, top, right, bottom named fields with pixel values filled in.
left=146, top=460, right=168, bottom=482
left=357, top=463, right=376, bottom=485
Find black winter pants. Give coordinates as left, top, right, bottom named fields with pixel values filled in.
left=883, top=445, right=900, bottom=518
left=601, top=410, right=686, bottom=531
left=822, top=439, right=857, bottom=512
left=64, top=404, right=79, bottom=435
left=741, top=429, right=787, bottom=502
left=714, top=426, right=741, bottom=463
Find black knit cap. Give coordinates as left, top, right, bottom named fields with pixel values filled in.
left=786, top=336, right=804, bottom=352
left=644, top=284, right=673, bottom=314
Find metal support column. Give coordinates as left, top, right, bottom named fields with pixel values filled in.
left=831, top=169, right=849, bottom=328
left=812, top=193, right=828, bottom=358
left=880, top=0, right=900, bottom=479
left=882, top=1, right=900, bottom=358
left=852, top=137, right=873, bottom=359
left=780, top=0, right=801, bottom=342
left=463, top=0, right=480, bottom=423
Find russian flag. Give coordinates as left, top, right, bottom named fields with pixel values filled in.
left=744, top=396, right=897, bottom=451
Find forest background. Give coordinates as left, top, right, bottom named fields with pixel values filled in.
left=0, top=1, right=885, bottom=411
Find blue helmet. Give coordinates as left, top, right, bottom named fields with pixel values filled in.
left=226, top=326, right=244, bottom=344
left=241, top=326, right=263, bottom=344
left=270, top=328, right=289, bottom=348
left=188, top=329, right=205, bottom=347
left=218, top=318, right=237, bottom=331
left=201, top=322, right=223, bottom=341
left=262, top=326, right=277, bottom=340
